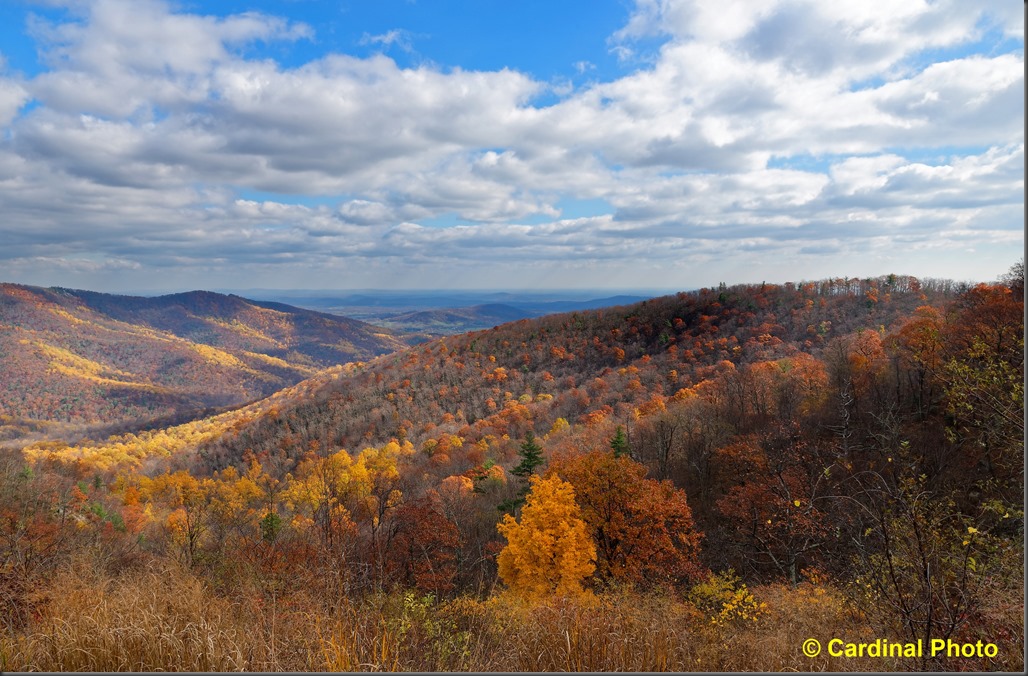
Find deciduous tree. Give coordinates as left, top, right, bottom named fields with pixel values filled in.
left=496, top=474, right=595, bottom=599
left=550, top=450, right=704, bottom=587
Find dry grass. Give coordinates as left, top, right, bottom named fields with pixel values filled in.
left=2, top=560, right=255, bottom=671
left=2, top=563, right=1021, bottom=672
left=695, top=582, right=886, bottom=672
left=442, top=591, right=702, bottom=671
left=442, top=584, right=895, bottom=672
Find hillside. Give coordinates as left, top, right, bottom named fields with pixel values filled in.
left=0, top=284, right=409, bottom=440
left=4, top=271, right=1023, bottom=672
left=59, top=288, right=409, bottom=365
left=197, top=275, right=963, bottom=467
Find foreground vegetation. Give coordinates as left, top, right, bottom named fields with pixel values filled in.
left=1, top=270, right=1023, bottom=671
left=3, top=550, right=1019, bottom=672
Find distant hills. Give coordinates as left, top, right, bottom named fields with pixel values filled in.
left=225, top=289, right=656, bottom=335
left=372, top=303, right=533, bottom=334
left=0, top=284, right=409, bottom=439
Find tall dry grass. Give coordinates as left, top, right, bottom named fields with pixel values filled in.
left=437, top=583, right=893, bottom=672
left=2, top=559, right=263, bottom=671
left=2, top=561, right=1021, bottom=672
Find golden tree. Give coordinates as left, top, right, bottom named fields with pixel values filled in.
left=497, top=474, right=595, bottom=599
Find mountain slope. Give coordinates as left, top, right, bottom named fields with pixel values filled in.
left=192, top=274, right=957, bottom=471
left=59, top=288, right=408, bottom=366
left=0, top=284, right=408, bottom=436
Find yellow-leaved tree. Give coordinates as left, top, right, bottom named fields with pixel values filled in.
left=497, top=474, right=595, bottom=599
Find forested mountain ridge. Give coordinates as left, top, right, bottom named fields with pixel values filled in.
left=52, top=287, right=410, bottom=365
left=3, top=270, right=1023, bottom=671
left=196, top=274, right=968, bottom=468
left=0, top=284, right=408, bottom=439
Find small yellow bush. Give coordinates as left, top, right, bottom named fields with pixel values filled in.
left=687, top=569, right=768, bottom=626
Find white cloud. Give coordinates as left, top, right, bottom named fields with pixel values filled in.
left=0, top=0, right=1021, bottom=291
left=0, top=77, right=28, bottom=127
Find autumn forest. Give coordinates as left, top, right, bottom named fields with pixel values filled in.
left=0, top=268, right=1023, bottom=671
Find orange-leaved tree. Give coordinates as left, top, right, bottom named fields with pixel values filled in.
left=550, top=449, right=705, bottom=587
left=387, top=491, right=460, bottom=595
left=496, top=474, right=595, bottom=599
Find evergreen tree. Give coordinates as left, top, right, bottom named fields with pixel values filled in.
left=511, top=431, right=544, bottom=478
left=609, top=425, right=630, bottom=458
left=499, top=431, right=545, bottom=514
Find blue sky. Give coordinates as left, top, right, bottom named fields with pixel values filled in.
left=0, top=0, right=1022, bottom=292
left=0, top=1, right=637, bottom=80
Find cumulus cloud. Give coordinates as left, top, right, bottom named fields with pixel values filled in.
left=0, top=0, right=1022, bottom=291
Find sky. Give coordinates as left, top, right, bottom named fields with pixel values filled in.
left=0, top=0, right=1023, bottom=293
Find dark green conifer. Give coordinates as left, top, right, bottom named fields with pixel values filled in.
left=511, top=431, right=544, bottom=478
left=610, top=425, right=630, bottom=458
left=499, top=431, right=545, bottom=514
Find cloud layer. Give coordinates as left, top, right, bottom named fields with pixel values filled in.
left=0, top=0, right=1022, bottom=291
